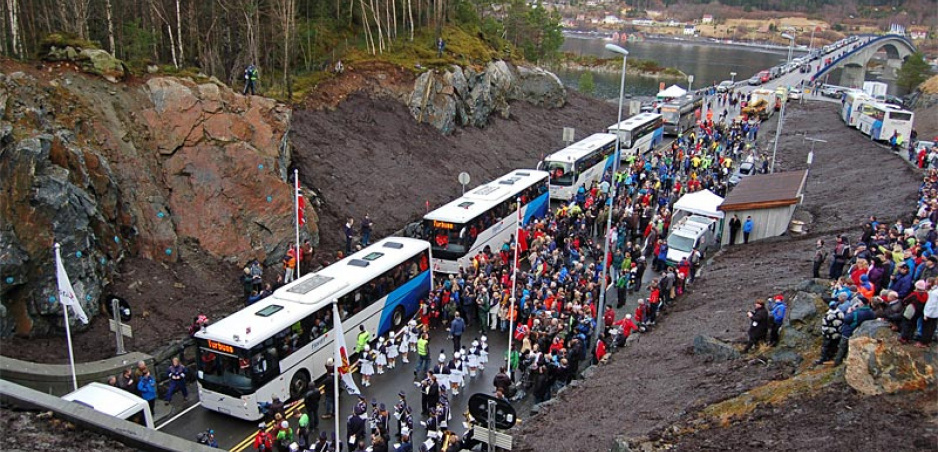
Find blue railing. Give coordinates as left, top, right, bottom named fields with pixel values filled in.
left=811, top=34, right=916, bottom=82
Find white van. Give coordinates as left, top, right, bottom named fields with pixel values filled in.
left=62, top=382, right=154, bottom=428
left=666, top=223, right=715, bottom=266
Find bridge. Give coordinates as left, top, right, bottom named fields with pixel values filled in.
left=812, top=34, right=916, bottom=89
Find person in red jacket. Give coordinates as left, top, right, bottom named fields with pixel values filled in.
left=595, top=335, right=607, bottom=363
left=603, top=305, right=616, bottom=329
left=254, top=423, right=273, bottom=451
left=633, top=299, right=648, bottom=327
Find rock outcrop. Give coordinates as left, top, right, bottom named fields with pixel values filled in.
left=409, top=61, right=566, bottom=134
left=844, top=320, right=937, bottom=395
left=0, top=70, right=312, bottom=337
left=693, top=335, right=741, bottom=361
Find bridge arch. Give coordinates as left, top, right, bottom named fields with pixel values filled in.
left=812, top=35, right=917, bottom=88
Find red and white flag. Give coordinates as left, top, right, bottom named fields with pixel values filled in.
left=296, top=177, right=306, bottom=226
left=332, top=303, right=361, bottom=395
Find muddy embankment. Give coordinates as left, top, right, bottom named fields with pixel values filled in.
left=512, top=101, right=936, bottom=452
left=292, top=91, right=617, bottom=253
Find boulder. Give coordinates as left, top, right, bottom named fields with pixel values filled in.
left=693, top=335, right=741, bottom=361
left=408, top=61, right=567, bottom=134
left=0, top=72, right=308, bottom=337
left=77, top=49, right=126, bottom=83
left=787, top=291, right=821, bottom=332
left=512, top=66, right=566, bottom=108
left=844, top=320, right=937, bottom=395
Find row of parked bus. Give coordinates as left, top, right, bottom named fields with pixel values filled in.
left=193, top=113, right=667, bottom=421
left=840, top=89, right=915, bottom=142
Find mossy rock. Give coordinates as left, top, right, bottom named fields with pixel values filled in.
left=77, top=49, right=127, bottom=83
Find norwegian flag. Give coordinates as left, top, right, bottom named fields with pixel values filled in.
left=296, top=177, right=306, bottom=226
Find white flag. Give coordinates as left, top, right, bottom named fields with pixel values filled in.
left=332, top=303, right=361, bottom=395
left=55, top=244, right=89, bottom=324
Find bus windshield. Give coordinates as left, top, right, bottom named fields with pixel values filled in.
left=424, top=220, right=470, bottom=259
left=547, top=161, right=574, bottom=186
left=660, top=107, right=679, bottom=124
left=197, top=340, right=280, bottom=396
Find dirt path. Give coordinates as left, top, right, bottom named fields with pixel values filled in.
left=512, top=101, right=926, bottom=451
left=291, top=92, right=618, bottom=253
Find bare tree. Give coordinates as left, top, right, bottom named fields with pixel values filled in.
left=7, top=0, right=21, bottom=58
left=175, top=0, right=184, bottom=65
left=105, top=0, right=116, bottom=54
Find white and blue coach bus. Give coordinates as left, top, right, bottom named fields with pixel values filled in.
left=423, top=169, right=550, bottom=274
left=539, top=133, right=618, bottom=201
left=607, top=112, right=665, bottom=156
left=194, top=237, right=431, bottom=420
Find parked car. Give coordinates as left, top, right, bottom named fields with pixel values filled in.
left=758, top=70, right=771, bottom=83
left=729, top=161, right=756, bottom=186
left=787, top=86, right=802, bottom=100
left=717, top=80, right=735, bottom=92
left=747, top=75, right=762, bottom=86
left=819, top=85, right=846, bottom=98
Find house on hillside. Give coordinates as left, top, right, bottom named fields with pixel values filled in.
left=683, top=25, right=696, bottom=35
left=603, top=15, right=622, bottom=25
left=909, top=27, right=928, bottom=40
left=702, top=15, right=713, bottom=24
left=632, top=18, right=653, bottom=26
left=667, top=19, right=681, bottom=27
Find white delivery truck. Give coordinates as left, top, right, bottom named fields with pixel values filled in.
left=665, top=219, right=717, bottom=267
left=862, top=81, right=887, bottom=98
left=62, top=382, right=155, bottom=428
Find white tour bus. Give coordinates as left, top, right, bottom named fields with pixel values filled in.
left=195, top=237, right=431, bottom=420
left=423, top=169, right=550, bottom=274
left=607, top=113, right=665, bottom=157
left=856, top=102, right=914, bottom=142
left=840, top=90, right=872, bottom=127
left=539, top=133, right=618, bottom=201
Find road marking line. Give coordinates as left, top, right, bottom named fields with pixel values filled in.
left=155, top=401, right=202, bottom=430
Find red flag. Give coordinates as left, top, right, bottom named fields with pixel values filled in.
left=296, top=178, right=306, bottom=226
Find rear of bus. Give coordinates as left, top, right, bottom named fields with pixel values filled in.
left=660, top=103, right=681, bottom=135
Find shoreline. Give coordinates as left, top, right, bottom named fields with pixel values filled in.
left=562, top=32, right=808, bottom=56
left=545, top=60, right=687, bottom=80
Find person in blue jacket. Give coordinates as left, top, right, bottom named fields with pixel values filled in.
left=889, top=263, right=914, bottom=299
left=742, top=216, right=754, bottom=244
left=137, top=368, right=157, bottom=412
left=768, top=295, right=787, bottom=346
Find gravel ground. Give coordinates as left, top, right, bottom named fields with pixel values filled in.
left=512, top=101, right=927, bottom=452
left=291, top=91, right=618, bottom=253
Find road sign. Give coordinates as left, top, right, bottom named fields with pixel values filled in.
left=688, top=75, right=694, bottom=84
left=108, top=319, right=133, bottom=338
left=473, top=426, right=513, bottom=450
left=467, top=393, right=517, bottom=430
left=562, top=127, right=575, bottom=144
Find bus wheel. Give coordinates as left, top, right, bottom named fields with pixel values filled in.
left=290, top=370, right=310, bottom=400
left=392, top=306, right=406, bottom=329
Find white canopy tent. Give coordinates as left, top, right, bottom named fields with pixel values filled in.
left=673, top=189, right=725, bottom=219
left=657, top=84, right=687, bottom=100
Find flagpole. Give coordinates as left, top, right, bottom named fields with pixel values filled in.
left=55, top=243, right=80, bottom=392
left=506, top=197, right=521, bottom=378
left=294, top=169, right=301, bottom=277
left=334, top=348, right=340, bottom=449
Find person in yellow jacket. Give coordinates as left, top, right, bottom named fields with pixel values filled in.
left=355, top=325, right=371, bottom=354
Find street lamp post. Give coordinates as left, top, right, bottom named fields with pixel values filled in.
left=594, top=43, right=628, bottom=347
left=730, top=72, right=737, bottom=83
left=781, top=33, right=795, bottom=65
left=771, top=99, right=787, bottom=173
left=688, top=74, right=694, bottom=93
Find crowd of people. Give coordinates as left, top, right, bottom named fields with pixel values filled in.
left=807, top=165, right=938, bottom=364
left=243, top=88, right=781, bottom=451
